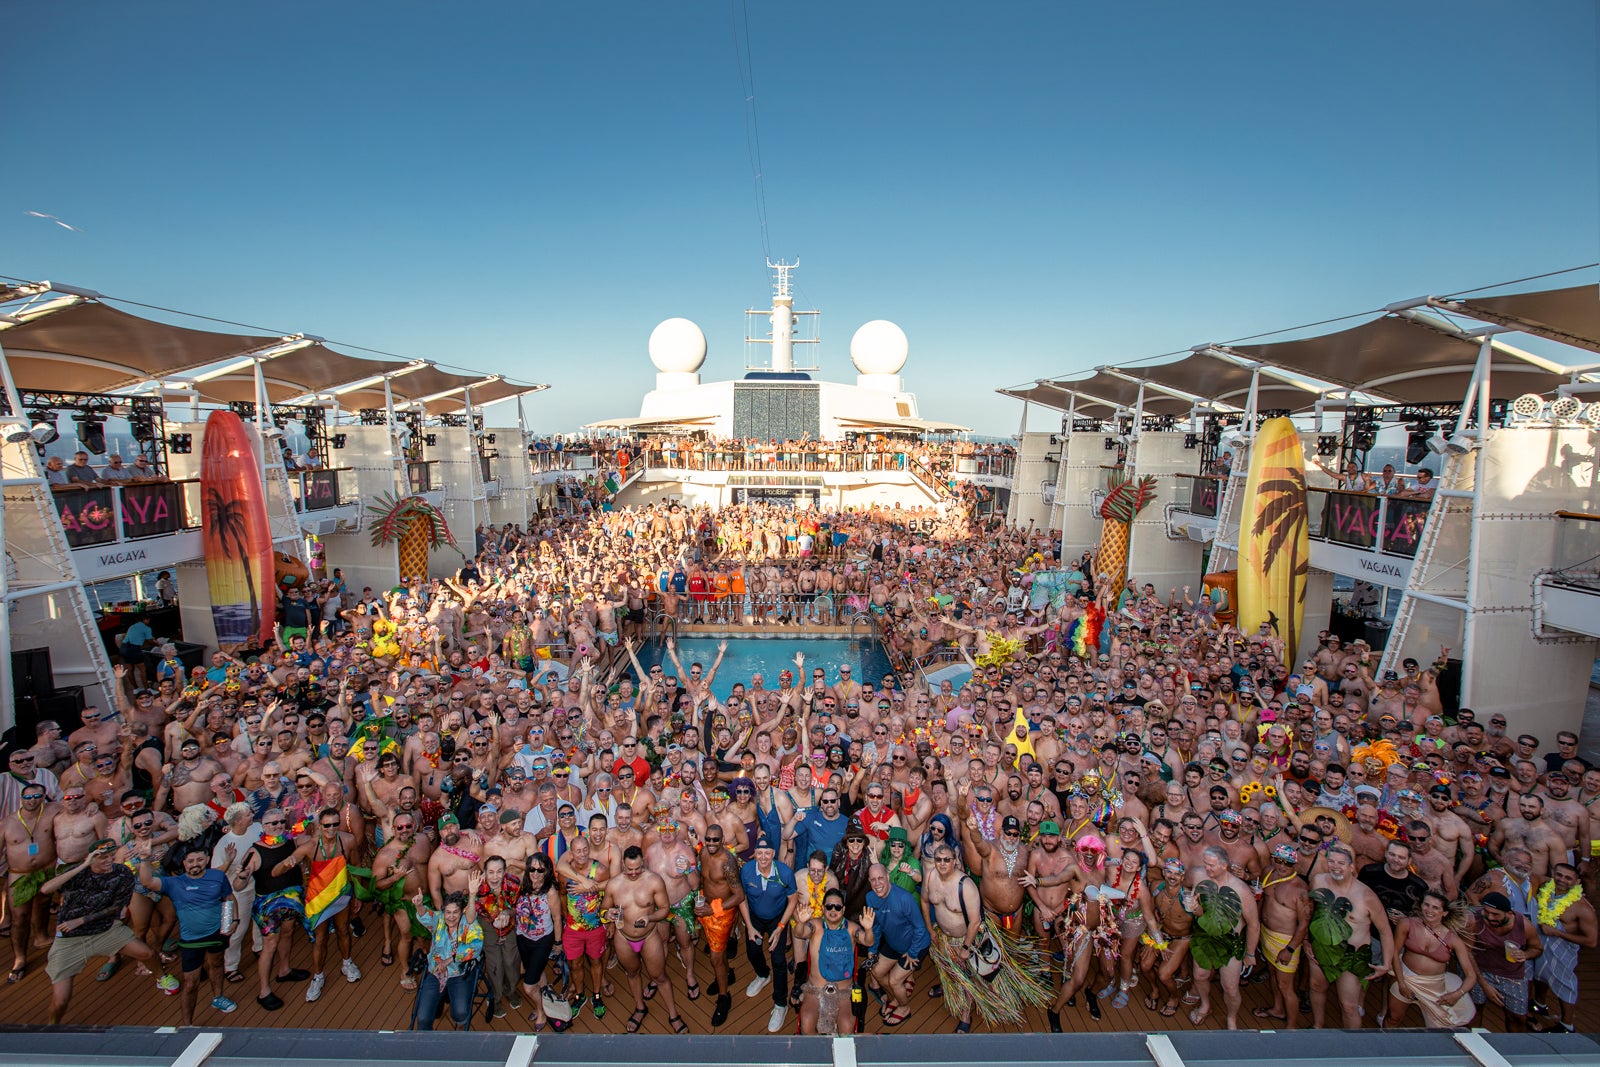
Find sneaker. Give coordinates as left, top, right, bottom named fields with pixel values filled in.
left=341, top=958, right=362, bottom=983
left=767, top=1005, right=788, bottom=1033
left=305, top=973, right=326, bottom=1002
left=257, top=993, right=284, bottom=1012
left=745, top=973, right=772, bottom=998
left=211, top=996, right=237, bottom=1014
left=711, top=993, right=732, bottom=1027
left=156, top=974, right=180, bottom=995
left=590, top=995, right=606, bottom=1020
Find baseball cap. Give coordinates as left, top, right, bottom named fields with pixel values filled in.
left=1001, top=815, right=1021, bottom=834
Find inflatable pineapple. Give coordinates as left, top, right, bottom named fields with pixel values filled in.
left=1094, top=471, right=1157, bottom=602
left=367, top=492, right=459, bottom=580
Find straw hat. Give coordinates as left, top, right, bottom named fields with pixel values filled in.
left=1300, top=805, right=1354, bottom=844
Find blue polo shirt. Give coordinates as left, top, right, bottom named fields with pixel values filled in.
left=739, top=859, right=797, bottom=923
left=864, top=884, right=930, bottom=960
left=123, top=620, right=153, bottom=650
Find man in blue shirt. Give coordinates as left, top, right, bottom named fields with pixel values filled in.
left=120, top=618, right=154, bottom=686
left=863, top=863, right=930, bottom=1028
left=738, top=835, right=798, bottom=1032
left=139, top=846, right=239, bottom=1024
left=795, top=787, right=848, bottom=870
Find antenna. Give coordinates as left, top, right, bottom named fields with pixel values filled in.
left=767, top=258, right=798, bottom=300
left=744, top=259, right=820, bottom=373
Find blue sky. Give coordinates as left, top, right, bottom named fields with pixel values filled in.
left=3, top=1, right=1595, bottom=435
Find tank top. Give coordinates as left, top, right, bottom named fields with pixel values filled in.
left=130, top=736, right=164, bottom=794
left=859, top=806, right=893, bottom=841
left=816, top=921, right=856, bottom=982
left=515, top=891, right=554, bottom=940
left=1476, top=916, right=1528, bottom=979
left=251, top=839, right=301, bottom=895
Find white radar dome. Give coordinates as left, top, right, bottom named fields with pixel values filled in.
left=648, top=318, right=707, bottom=373
left=850, top=320, right=909, bottom=375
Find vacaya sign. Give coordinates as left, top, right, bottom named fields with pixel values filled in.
left=1321, top=493, right=1427, bottom=558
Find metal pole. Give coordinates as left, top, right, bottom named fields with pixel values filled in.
left=383, top=376, right=404, bottom=497
left=1459, top=337, right=1493, bottom=705
left=0, top=343, right=23, bottom=735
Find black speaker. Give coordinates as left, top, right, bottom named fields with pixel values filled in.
left=10, top=647, right=54, bottom=702
left=39, top=686, right=87, bottom=734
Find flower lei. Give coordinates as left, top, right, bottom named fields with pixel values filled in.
left=1536, top=880, right=1583, bottom=927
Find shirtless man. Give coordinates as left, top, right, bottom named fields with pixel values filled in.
left=1187, top=844, right=1261, bottom=1030
left=1144, top=858, right=1195, bottom=1019
left=643, top=814, right=702, bottom=997
left=605, top=843, right=685, bottom=1033
left=426, top=813, right=483, bottom=906
left=1254, top=843, right=1310, bottom=1028
left=1405, top=820, right=1460, bottom=899
left=695, top=822, right=744, bottom=1027
left=1308, top=843, right=1394, bottom=1029
left=51, top=784, right=109, bottom=867
left=5, top=783, right=57, bottom=980
left=1539, top=771, right=1591, bottom=866
left=963, top=813, right=1029, bottom=930
left=68, top=706, right=121, bottom=759
left=1349, top=803, right=1390, bottom=869
left=164, top=736, right=224, bottom=812
left=1491, top=794, right=1566, bottom=882
left=921, top=841, right=987, bottom=1031
left=368, top=811, right=432, bottom=987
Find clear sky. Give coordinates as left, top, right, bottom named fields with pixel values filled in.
left=4, top=1, right=1596, bottom=435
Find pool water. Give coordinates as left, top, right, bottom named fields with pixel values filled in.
left=637, top=635, right=894, bottom=694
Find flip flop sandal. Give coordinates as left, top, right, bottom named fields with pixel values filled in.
left=1143, top=995, right=1160, bottom=1011
left=644, top=981, right=657, bottom=1001
left=685, top=980, right=701, bottom=1001
left=381, top=949, right=395, bottom=967
left=225, top=970, right=246, bottom=984
left=882, top=1005, right=912, bottom=1027
left=1159, top=1002, right=1178, bottom=1017
left=7, top=965, right=24, bottom=984
left=1112, top=991, right=1130, bottom=1010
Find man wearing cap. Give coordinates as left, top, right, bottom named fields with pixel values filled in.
left=39, top=837, right=152, bottom=1023
left=738, top=833, right=798, bottom=1032
left=1472, top=889, right=1543, bottom=1030
left=138, top=843, right=239, bottom=1023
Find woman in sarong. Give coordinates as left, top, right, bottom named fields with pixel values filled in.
left=1386, top=889, right=1478, bottom=1029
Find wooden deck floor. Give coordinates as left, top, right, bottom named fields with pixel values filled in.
left=8, top=921, right=1600, bottom=1037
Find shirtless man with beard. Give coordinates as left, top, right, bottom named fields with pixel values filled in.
left=1253, top=843, right=1310, bottom=1028
left=357, top=753, right=414, bottom=830
left=1308, top=843, right=1393, bottom=1029
left=1539, top=771, right=1591, bottom=865
left=921, top=841, right=988, bottom=1032
left=1491, top=794, right=1566, bottom=882
left=368, top=811, right=432, bottom=987
left=643, top=815, right=702, bottom=999
left=164, top=736, right=224, bottom=812
left=1144, top=858, right=1195, bottom=1019
left=963, top=813, right=1029, bottom=930
left=1349, top=803, right=1389, bottom=869
left=5, top=783, right=57, bottom=979
left=1186, top=844, right=1261, bottom=1030
left=426, top=813, right=483, bottom=907
left=605, top=844, right=686, bottom=1033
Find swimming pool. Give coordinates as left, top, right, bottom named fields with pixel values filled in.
left=637, top=635, right=894, bottom=692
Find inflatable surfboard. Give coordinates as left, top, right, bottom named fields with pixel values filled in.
left=200, top=410, right=275, bottom=651
left=1237, top=417, right=1310, bottom=657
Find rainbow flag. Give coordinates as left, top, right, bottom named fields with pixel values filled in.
left=306, top=855, right=350, bottom=929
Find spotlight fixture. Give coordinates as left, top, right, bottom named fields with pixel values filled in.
left=331, top=433, right=348, bottom=450
left=1316, top=435, right=1339, bottom=457
left=1183, top=433, right=1199, bottom=450
left=27, top=410, right=59, bottom=446
left=1351, top=427, right=1378, bottom=452
left=167, top=432, right=193, bottom=455
left=484, top=433, right=496, bottom=445
left=424, top=433, right=438, bottom=448
left=1549, top=396, right=1582, bottom=421
left=1581, top=402, right=1600, bottom=428
left=1510, top=393, right=1545, bottom=420
left=0, top=418, right=31, bottom=445
left=1405, top=422, right=1434, bottom=466
left=1103, top=437, right=1117, bottom=451
left=72, top=411, right=107, bottom=454
left=128, top=411, right=157, bottom=442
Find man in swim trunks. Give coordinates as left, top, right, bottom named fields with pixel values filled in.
left=555, top=829, right=610, bottom=1021
left=696, top=822, right=744, bottom=1027
left=643, top=814, right=701, bottom=999
left=1255, top=843, right=1309, bottom=1028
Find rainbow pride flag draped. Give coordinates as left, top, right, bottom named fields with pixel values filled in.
left=306, top=854, right=350, bottom=929
left=1066, top=603, right=1104, bottom=659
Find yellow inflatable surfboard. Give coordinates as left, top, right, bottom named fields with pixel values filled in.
left=1237, top=417, right=1310, bottom=657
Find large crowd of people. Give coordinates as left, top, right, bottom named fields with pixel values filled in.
left=3, top=480, right=1595, bottom=1036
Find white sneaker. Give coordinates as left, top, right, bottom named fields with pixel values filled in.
left=745, top=973, right=772, bottom=998
left=305, top=973, right=325, bottom=1002
left=341, top=958, right=362, bottom=983
left=767, top=1005, right=788, bottom=1032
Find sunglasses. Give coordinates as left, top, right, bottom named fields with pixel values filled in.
left=823, top=902, right=845, bottom=912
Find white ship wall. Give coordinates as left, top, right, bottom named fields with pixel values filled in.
left=1125, top=432, right=1202, bottom=596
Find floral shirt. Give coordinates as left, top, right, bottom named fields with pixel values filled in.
left=515, top=890, right=555, bottom=940
left=417, top=905, right=483, bottom=984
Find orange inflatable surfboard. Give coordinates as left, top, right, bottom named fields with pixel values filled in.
left=201, top=410, right=275, bottom=651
